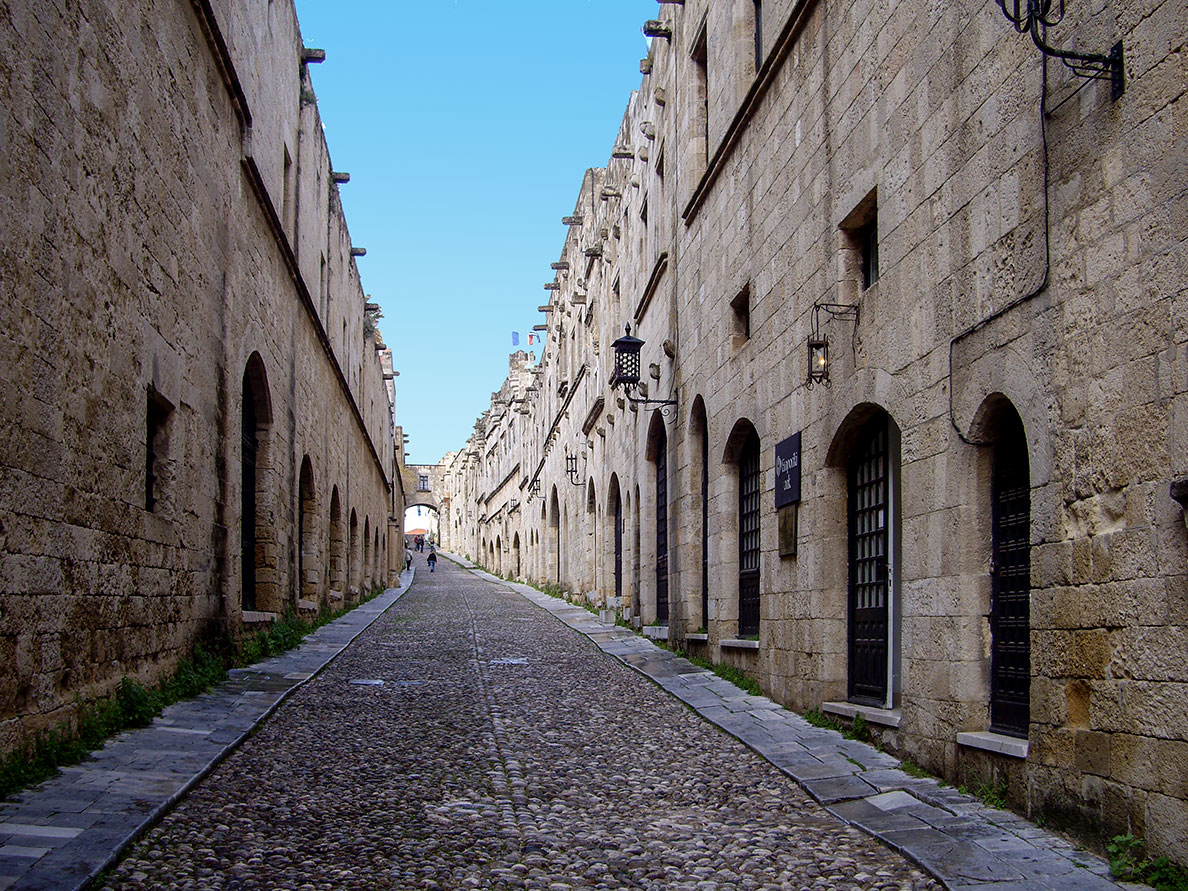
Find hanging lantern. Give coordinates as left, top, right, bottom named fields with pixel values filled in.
left=610, top=324, right=645, bottom=390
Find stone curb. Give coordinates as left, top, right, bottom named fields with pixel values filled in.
left=445, top=553, right=1120, bottom=891
left=0, top=571, right=415, bottom=891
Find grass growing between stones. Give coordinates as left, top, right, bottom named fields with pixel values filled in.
left=958, top=778, right=1008, bottom=810
left=0, top=643, right=228, bottom=801
left=1108, top=835, right=1188, bottom=891
left=654, top=643, right=764, bottom=697
left=0, top=584, right=388, bottom=802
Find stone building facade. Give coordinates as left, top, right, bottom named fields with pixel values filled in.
left=0, top=0, right=401, bottom=753
left=438, top=0, right=1188, bottom=858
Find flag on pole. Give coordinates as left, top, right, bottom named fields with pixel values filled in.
left=512, top=331, right=520, bottom=346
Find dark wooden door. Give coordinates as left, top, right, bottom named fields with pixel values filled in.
left=241, top=397, right=258, bottom=613
left=655, top=425, right=669, bottom=624
left=700, top=424, right=709, bottom=629
left=738, top=431, right=761, bottom=636
left=848, top=419, right=888, bottom=704
left=614, top=491, right=623, bottom=603
left=991, top=411, right=1031, bottom=736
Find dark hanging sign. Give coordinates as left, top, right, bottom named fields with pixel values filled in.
left=774, top=432, right=802, bottom=508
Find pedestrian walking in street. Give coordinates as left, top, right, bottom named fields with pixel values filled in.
left=404, top=552, right=412, bottom=572
left=427, top=547, right=437, bottom=572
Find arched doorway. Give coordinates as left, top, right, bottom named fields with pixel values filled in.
left=608, top=475, right=623, bottom=606
left=241, top=354, right=272, bottom=613
left=329, top=486, right=344, bottom=595
left=724, top=419, right=761, bottom=638
left=299, top=457, right=317, bottom=605
left=647, top=413, right=669, bottom=625
left=844, top=408, right=901, bottom=707
left=988, top=401, right=1031, bottom=736
left=349, top=509, right=359, bottom=595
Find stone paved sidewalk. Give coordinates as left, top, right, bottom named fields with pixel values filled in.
left=442, top=552, right=1124, bottom=891
left=0, top=572, right=414, bottom=891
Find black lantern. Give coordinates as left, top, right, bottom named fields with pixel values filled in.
left=806, top=303, right=858, bottom=389
left=610, top=323, right=677, bottom=414
left=807, top=336, right=830, bottom=387
left=610, top=324, right=644, bottom=389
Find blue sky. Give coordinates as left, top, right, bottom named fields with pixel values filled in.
left=293, top=1, right=655, bottom=465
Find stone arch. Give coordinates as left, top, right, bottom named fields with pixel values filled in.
left=349, top=508, right=360, bottom=597
left=363, top=516, right=372, bottom=592
left=241, top=352, right=277, bottom=614
left=722, top=418, right=761, bottom=638
left=495, top=535, right=502, bottom=575
left=512, top=531, right=521, bottom=579
left=586, top=476, right=598, bottom=598
left=329, top=486, right=344, bottom=598
left=825, top=402, right=903, bottom=709
left=547, top=485, right=561, bottom=586
left=971, top=393, right=1033, bottom=737
left=646, top=410, right=670, bottom=625
left=952, top=341, right=1052, bottom=487
left=298, top=456, right=318, bottom=606
left=373, top=526, right=380, bottom=590
left=606, top=473, right=624, bottom=606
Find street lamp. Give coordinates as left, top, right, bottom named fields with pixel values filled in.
left=609, top=325, right=676, bottom=416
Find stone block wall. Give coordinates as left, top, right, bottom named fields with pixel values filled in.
left=0, top=0, right=396, bottom=752
left=438, top=0, right=1187, bottom=858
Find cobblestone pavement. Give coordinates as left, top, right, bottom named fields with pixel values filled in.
left=0, top=578, right=414, bottom=891
left=102, top=554, right=944, bottom=890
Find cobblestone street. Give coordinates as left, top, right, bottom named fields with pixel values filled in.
left=103, top=556, right=941, bottom=890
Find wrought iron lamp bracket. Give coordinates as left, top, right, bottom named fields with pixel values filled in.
left=621, top=388, right=677, bottom=418
left=565, top=451, right=586, bottom=488
left=997, top=0, right=1124, bottom=99
left=806, top=302, right=859, bottom=390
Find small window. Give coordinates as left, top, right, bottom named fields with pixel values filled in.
left=731, top=285, right=751, bottom=342
left=840, top=190, right=879, bottom=296
left=145, top=390, right=173, bottom=512
left=418, top=474, right=429, bottom=491
left=691, top=25, right=709, bottom=168
left=753, top=1, right=764, bottom=71
left=859, top=218, right=879, bottom=289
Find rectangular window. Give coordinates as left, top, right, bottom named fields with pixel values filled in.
left=731, top=285, right=751, bottom=341
left=418, top=474, right=429, bottom=491
left=859, top=218, right=879, bottom=289
left=839, top=190, right=879, bottom=297
left=145, top=391, right=172, bottom=512
left=691, top=25, right=709, bottom=168
left=754, top=0, right=764, bottom=70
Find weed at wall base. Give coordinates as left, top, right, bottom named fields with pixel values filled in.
left=0, top=588, right=386, bottom=802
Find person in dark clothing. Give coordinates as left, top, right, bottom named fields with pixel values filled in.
left=427, top=547, right=437, bottom=572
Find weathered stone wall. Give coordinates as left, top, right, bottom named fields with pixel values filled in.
left=0, top=0, right=397, bottom=752
left=439, top=0, right=1187, bottom=858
